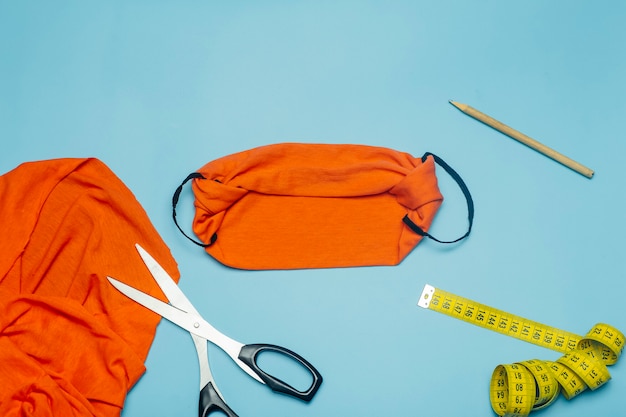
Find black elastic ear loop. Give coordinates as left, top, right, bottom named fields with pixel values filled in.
left=172, top=172, right=217, bottom=247
left=402, top=152, right=474, bottom=244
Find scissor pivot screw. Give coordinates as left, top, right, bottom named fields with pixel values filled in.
left=194, top=322, right=200, bottom=328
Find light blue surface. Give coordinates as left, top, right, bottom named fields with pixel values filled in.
left=2, top=2, right=625, bottom=416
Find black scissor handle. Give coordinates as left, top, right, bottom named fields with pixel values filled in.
left=238, top=344, right=323, bottom=402
left=199, top=382, right=238, bottom=417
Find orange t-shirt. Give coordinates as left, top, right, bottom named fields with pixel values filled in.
left=0, top=158, right=179, bottom=416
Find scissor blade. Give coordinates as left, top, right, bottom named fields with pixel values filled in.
left=107, top=276, right=264, bottom=385
left=114, top=245, right=266, bottom=385
left=107, top=276, right=197, bottom=332
left=134, top=243, right=198, bottom=315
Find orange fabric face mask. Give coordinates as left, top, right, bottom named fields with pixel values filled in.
left=173, top=143, right=473, bottom=269
left=0, top=158, right=180, bottom=417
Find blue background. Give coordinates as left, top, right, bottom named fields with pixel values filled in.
left=1, top=2, right=625, bottom=416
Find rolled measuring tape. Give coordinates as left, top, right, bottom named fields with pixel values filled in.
left=417, top=284, right=624, bottom=416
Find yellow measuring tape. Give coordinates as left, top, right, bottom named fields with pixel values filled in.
left=417, top=284, right=624, bottom=416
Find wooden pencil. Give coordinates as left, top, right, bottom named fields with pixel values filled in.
left=449, top=100, right=594, bottom=179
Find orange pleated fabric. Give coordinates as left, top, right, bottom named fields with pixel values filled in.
left=181, top=143, right=447, bottom=269
left=0, top=158, right=179, bottom=417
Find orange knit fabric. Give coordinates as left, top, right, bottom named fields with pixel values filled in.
left=0, top=158, right=179, bottom=416
left=182, top=143, right=448, bottom=269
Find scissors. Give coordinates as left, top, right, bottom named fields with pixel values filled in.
left=107, top=243, right=323, bottom=417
